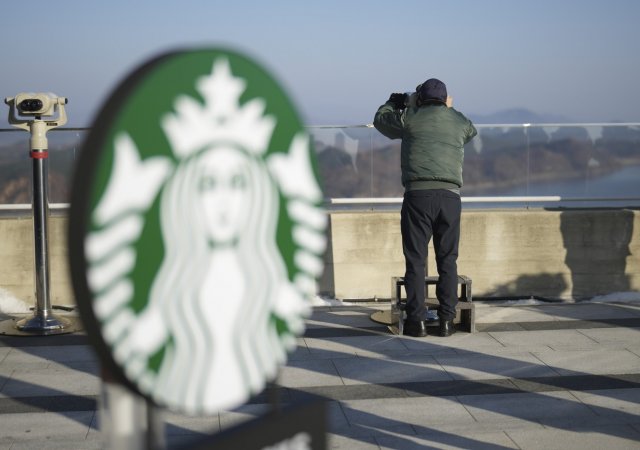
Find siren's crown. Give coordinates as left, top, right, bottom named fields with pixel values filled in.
left=162, top=58, right=276, bottom=158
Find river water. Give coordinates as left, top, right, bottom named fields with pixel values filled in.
left=464, top=165, right=640, bottom=209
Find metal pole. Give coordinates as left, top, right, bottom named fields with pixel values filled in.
left=32, top=133, right=51, bottom=317
left=99, top=366, right=166, bottom=450
left=15, top=120, right=70, bottom=333
left=100, top=380, right=148, bottom=450
left=0, top=95, right=82, bottom=336
left=146, top=399, right=166, bottom=450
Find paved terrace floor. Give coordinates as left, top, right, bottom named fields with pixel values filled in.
left=1, top=300, right=640, bottom=449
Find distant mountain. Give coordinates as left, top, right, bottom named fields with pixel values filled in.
left=468, top=108, right=572, bottom=125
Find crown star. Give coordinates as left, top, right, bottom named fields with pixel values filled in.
left=161, top=58, right=276, bottom=158
left=197, top=58, right=245, bottom=120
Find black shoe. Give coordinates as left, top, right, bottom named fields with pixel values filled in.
left=404, top=319, right=427, bottom=337
left=439, top=319, right=456, bottom=337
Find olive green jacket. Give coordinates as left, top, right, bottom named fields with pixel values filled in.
left=374, top=101, right=477, bottom=190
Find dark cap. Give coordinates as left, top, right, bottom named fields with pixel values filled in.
left=417, top=78, right=447, bottom=104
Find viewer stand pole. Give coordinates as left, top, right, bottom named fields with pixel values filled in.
left=0, top=94, right=82, bottom=335
left=16, top=120, right=68, bottom=332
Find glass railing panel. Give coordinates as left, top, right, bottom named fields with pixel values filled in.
left=47, top=129, right=86, bottom=203
left=0, top=129, right=86, bottom=204
left=525, top=125, right=597, bottom=197
left=586, top=124, right=640, bottom=205
left=0, top=130, right=31, bottom=204
left=369, top=128, right=403, bottom=198
left=310, top=126, right=380, bottom=198
left=461, top=126, right=529, bottom=197
left=522, top=125, right=640, bottom=207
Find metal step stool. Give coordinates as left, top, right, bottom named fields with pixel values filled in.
left=371, top=275, right=475, bottom=334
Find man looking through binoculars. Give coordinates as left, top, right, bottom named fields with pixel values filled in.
left=374, top=78, right=477, bottom=337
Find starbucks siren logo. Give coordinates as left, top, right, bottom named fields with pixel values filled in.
left=79, top=55, right=326, bottom=415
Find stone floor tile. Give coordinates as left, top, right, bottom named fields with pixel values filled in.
left=0, top=370, right=13, bottom=391
left=8, top=436, right=102, bottom=450
left=0, top=349, right=49, bottom=370
left=376, top=430, right=519, bottom=450
left=304, top=335, right=409, bottom=358
left=1, top=366, right=100, bottom=397
left=416, top=418, right=546, bottom=435
left=324, top=401, right=351, bottom=431
left=46, top=360, right=101, bottom=375
left=292, top=383, right=408, bottom=402
left=327, top=433, right=379, bottom=450
left=287, top=341, right=313, bottom=361
left=291, top=349, right=356, bottom=361
left=547, top=303, right=640, bottom=321
left=399, top=332, right=505, bottom=353
left=569, top=388, right=640, bottom=418
left=332, top=354, right=453, bottom=385
left=458, top=391, right=598, bottom=424
left=7, top=346, right=98, bottom=364
left=536, top=414, right=639, bottom=429
left=86, top=412, right=99, bottom=440
left=549, top=341, right=631, bottom=352
left=454, top=346, right=554, bottom=357
left=532, top=349, right=640, bottom=376
left=331, top=423, right=416, bottom=439
left=434, top=352, right=559, bottom=380
left=489, top=329, right=599, bottom=348
left=606, top=303, right=640, bottom=316
left=279, top=359, right=344, bottom=388
left=0, top=411, right=94, bottom=440
left=506, top=424, right=640, bottom=450
left=475, top=305, right=560, bottom=323
left=307, top=310, right=380, bottom=329
left=341, top=396, right=476, bottom=428
left=359, top=347, right=460, bottom=359
left=577, top=327, right=640, bottom=344
left=627, top=346, right=640, bottom=358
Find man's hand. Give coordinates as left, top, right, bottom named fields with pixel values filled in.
left=388, top=93, right=407, bottom=110
left=446, top=96, right=453, bottom=108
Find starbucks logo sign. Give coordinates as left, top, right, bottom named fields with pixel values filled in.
left=69, top=49, right=326, bottom=415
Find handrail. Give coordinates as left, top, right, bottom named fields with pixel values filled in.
left=329, top=196, right=640, bottom=205
left=1, top=122, right=640, bottom=132
left=2, top=195, right=639, bottom=213
left=473, top=122, right=640, bottom=128
left=0, top=203, right=70, bottom=211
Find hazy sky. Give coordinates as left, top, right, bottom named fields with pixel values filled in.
left=2, top=0, right=639, bottom=126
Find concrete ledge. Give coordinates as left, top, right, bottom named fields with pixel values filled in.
left=319, top=208, right=640, bottom=300
left=0, top=216, right=73, bottom=307
left=1, top=209, right=639, bottom=306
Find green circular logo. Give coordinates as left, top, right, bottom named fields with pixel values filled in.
left=69, top=49, right=326, bottom=415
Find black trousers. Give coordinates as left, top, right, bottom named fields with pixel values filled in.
left=401, top=189, right=461, bottom=321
